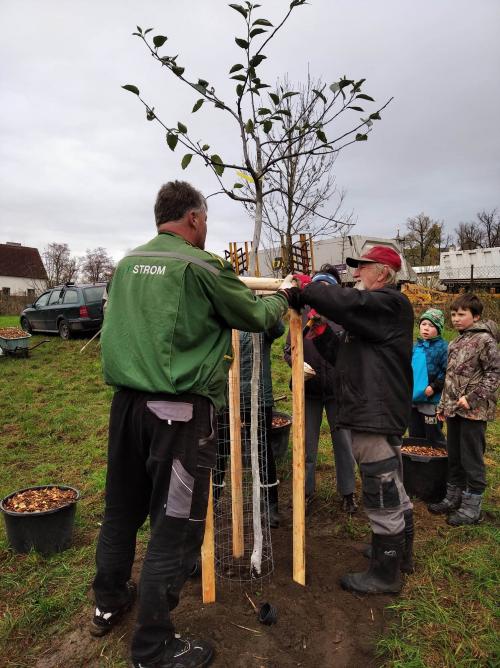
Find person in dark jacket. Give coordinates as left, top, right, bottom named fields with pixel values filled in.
left=281, top=246, right=414, bottom=595
left=284, top=265, right=356, bottom=513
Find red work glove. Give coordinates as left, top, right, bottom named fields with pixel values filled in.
left=292, top=273, right=312, bottom=288
left=304, top=309, right=327, bottom=339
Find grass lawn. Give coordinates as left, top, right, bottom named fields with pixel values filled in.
left=0, top=315, right=498, bottom=667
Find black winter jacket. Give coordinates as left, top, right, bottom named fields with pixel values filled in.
left=300, top=283, right=414, bottom=435
left=283, top=309, right=339, bottom=400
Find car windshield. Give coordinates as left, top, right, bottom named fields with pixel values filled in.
left=83, top=286, right=105, bottom=303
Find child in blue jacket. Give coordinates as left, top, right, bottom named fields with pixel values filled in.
left=410, top=308, right=448, bottom=447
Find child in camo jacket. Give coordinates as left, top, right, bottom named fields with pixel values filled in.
left=429, top=293, right=499, bottom=526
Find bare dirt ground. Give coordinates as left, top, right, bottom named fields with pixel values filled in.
left=33, top=478, right=408, bottom=668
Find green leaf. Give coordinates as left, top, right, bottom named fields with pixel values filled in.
left=252, top=18, right=273, bottom=26
left=231, top=74, right=247, bottom=81
left=269, top=92, right=280, bottom=105
left=347, top=106, right=364, bottom=112
left=177, top=122, right=187, bottom=134
left=355, top=133, right=368, bottom=141
left=369, top=111, right=381, bottom=120
left=316, top=129, right=327, bottom=143
left=236, top=84, right=244, bottom=97
left=245, top=119, right=254, bottom=133
left=211, top=154, right=224, bottom=176
left=339, top=79, right=353, bottom=89
left=250, top=28, right=267, bottom=37
left=249, top=54, right=266, bottom=67
left=356, top=93, right=375, bottom=101
left=282, top=91, right=299, bottom=99
left=198, top=79, right=209, bottom=88
left=235, top=37, right=249, bottom=49
left=262, top=120, right=272, bottom=133
left=153, top=35, right=168, bottom=48
left=122, top=84, right=140, bottom=95
left=136, top=26, right=143, bottom=34
left=202, top=144, right=210, bottom=151
left=144, top=28, right=153, bottom=35
left=172, top=66, right=185, bottom=76
left=313, top=89, right=326, bottom=103
left=258, top=107, right=271, bottom=115
left=233, top=183, right=244, bottom=188
left=274, top=109, right=291, bottom=116
left=229, top=63, right=245, bottom=73
left=181, top=154, right=193, bottom=170
left=166, top=133, right=178, bottom=151
left=229, top=3, right=248, bottom=18
left=329, top=82, right=340, bottom=93
left=192, top=99, right=204, bottom=113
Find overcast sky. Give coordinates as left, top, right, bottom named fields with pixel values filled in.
left=1, top=0, right=499, bottom=262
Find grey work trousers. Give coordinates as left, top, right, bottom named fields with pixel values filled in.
left=305, top=396, right=356, bottom=497
left=351, top=431, right=413, bottom=535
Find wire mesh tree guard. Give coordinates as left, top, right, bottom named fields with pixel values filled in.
left=201, top=277, right=305, bottom=602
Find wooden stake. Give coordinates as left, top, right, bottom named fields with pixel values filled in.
left=229, top=329, right=244, bottom=557
left=238, top=276, right=283, bottom=291
left=290, top=309, right=306, bottom=585
left=201, top=472, right=215, bottom=603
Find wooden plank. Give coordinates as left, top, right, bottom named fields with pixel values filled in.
left=229, top=329, right=244, bottom=557
left=201, top=472, right=216, bottom=603
left=290, top=309, right=306, bottom=585
left=238, top=276, right=283, bottom=291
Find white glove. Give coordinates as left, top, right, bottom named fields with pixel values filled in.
left=279, top=274, right=298, bottom=290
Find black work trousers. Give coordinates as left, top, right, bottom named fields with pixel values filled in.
left=93, top=389, right=215, bottom=664
left=446, top=415, right=486, bottom=494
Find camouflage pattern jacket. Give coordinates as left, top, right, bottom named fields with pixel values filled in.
left=438, top=320, right=500, bottom=421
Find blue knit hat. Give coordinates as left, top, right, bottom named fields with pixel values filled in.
left=312, top=273, right=338, bottom=286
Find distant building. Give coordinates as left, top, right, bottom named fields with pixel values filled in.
left=439, top=247, right=500, bottom=292
left=258, top=235, right=417, bottom=284
left=0, top=242, right=48, bottom=297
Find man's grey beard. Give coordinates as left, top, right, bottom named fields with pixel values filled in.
left=354, top=281, right=365, bottom=291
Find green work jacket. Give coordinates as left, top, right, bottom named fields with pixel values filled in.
left=101, top=232, right=287, bottom=410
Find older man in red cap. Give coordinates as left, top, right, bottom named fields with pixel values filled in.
left=281, top=245, right=414, bottom=594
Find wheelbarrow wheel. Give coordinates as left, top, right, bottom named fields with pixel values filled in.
left=20, top=317, right=33, bottom=334
left=58, top=319, right=72, bottom=340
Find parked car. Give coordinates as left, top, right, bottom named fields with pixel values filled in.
left=20, top=283, right=106, bottom=339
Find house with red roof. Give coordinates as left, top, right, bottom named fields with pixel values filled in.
left=0, top=242, right=48, bottom=298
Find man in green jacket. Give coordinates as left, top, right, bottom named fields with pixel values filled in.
left=90, top=180, right=288, bottom=668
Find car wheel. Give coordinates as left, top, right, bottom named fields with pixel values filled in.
left=58, top=319, right=72, bottom=340
left=20, top=317, right=33, bottom=334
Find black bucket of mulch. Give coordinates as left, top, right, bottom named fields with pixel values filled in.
left=270, top=411, right=292, bottom=459
left=0, top=485, right=80, bottom=555
left=402, top=438, right=448, bottom=503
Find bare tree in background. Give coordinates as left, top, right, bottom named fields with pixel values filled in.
left=477, top=209, right=500, bottom=247
left=243, top=75, right=355, bottom=273
left=455, top=208, right=499, bottom=249
left=80, top=247, right=115, bottom=283
left=43, top=243, right=79, bottom=287
left=403, top=213, right=443, bottom=265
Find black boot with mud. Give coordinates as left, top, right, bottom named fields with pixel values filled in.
left=341, top=531, right=404, bottom=594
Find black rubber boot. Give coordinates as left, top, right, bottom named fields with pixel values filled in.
left=363, top=510, right=414, bottom=573
left=428, top=484, right=462, bottom=514
left=341, top=532, right=404, bottom=594
left=268, top=502, right=281, bottom=528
